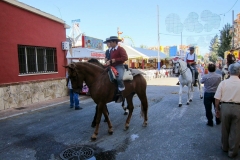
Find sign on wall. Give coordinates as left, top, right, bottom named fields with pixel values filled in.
left=82, top=36, right=103, bottom=50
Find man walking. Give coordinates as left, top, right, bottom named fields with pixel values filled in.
left=214, top=62, right=240, bottom=158
left=201, top=63, right=221, bottom=126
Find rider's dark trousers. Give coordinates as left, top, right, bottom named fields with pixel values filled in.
left=203, top=92, right=216, bottom=123
left=187, top=64, right=199, bottom=80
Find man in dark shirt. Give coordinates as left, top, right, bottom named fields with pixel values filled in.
left=201, top=63, right=221, bottom=126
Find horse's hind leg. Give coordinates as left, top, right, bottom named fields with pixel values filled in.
left=122, top=98, right=129, bottom=115
left=124, top=94, right=135, bottom=130
left=198, top=79, right=203, bottom=99
left=138, top=92, right=148, bottom=127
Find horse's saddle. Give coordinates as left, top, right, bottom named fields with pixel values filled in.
left=108, top=65, right=145, bottom=83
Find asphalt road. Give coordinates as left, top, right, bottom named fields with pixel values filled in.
left=0, top=77, right=239, bottom=160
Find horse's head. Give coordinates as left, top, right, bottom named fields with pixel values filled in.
left=64, top=63, right=83, bottom=94
left=173, top=59, right=187, bottom=75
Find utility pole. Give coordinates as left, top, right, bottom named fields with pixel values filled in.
left=157, top=5, right=160, bottom=70
left=181, top=32, right=182, bottom=56
left=232, top=10, right=235, bottom=48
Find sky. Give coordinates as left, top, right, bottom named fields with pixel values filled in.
left=18, top=0, right=240, bottom=55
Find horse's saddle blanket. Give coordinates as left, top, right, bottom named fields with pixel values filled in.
left=108, top=68, right=146, bottom=82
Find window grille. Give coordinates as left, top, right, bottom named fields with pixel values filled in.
left=18, top=45, right=57, bottom=74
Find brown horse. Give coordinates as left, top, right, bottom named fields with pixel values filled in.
left=64, top=62, right=148, bottom=140
left=87, top=59, right=129, bottom=117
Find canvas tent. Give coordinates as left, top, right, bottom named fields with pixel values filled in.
left=120, top=43, right=149, bottom=59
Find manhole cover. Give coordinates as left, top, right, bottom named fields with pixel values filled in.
left=60, top=146, right=95, bottom=160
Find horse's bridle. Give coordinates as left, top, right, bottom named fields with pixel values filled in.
left=175, top=62, right=188, bottom=75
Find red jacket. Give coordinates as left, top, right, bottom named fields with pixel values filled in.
left=110, top=46, right=128, bottom=67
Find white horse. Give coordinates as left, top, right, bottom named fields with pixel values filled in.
left=173, top=59, right=203, bottom=107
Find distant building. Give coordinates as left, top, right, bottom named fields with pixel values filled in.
left=233, top=13, right=240, bottom=48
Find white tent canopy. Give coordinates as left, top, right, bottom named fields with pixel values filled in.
left=120, top=43, right=149, bottom=59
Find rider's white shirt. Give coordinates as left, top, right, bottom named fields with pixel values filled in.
left=184, top=53, right=197, bottom=63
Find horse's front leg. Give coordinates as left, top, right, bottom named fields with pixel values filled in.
left=198, top=79, right=203, bottom=99
left=91, top=103, right=103, bottom=141
left=102, top=104, right=113, bottom=135
left=179, top=84, right=183, bottom=107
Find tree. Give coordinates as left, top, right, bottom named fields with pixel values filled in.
left=140, top=45, right=148, bottom=49
left=208, top=34, right=219, bottom=63
left=218, top=24, right=232, bottom=58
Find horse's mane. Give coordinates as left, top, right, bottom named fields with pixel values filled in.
left=73, top=61, right=104, bottom=71
left=87, top=58, right=105, bottom=68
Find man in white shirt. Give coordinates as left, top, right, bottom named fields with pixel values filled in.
left=185, top=46, right=198, bottom=86
left=214, top=62, right=240, bottom=158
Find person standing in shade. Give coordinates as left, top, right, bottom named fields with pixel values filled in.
left=201, top=63, right=221, bottom=126
left=214, top=62, right=240, bottom=158
left=66, top=72, right=82, bottom=110
left=106, top=36, right=128, bottom=102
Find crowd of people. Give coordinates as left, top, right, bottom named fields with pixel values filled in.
left=200, top=49, right=240, bottom=158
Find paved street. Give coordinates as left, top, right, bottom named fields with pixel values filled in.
left=0, top=77, right=239, bottom=160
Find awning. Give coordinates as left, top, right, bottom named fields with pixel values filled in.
left=67, top=47, right=105, bottom=59
left=120, top=43, right=149, bottom=59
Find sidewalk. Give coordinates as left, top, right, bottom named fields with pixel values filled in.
left=0, top=95, right=89, bottom=120
left=0, top=77, right=179, bottom=120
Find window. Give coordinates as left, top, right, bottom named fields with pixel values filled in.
left=18, top=45, right=57, bottom=75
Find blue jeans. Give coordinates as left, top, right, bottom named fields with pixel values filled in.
left=115, top=64, right=125, bottom=90
left=203, top=92, right=216, bottom=122
left=69, top=89, right=79, bottom=107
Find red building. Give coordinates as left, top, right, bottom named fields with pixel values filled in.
left=0, top=0, right=70, bottom=110
left=0, top=0, right=69, bottom=84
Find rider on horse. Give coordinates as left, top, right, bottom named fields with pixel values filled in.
left=176, top=46, right=199, bottom=86
left=227, top=49, right=236, bottom=67
left=105, top=36, right=128, bottom=102
left=185, top=46, right=199, bottom=86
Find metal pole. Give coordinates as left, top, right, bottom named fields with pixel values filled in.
left=157, top=5, right=160, bottom=70
left=181, top=32, right=182, bottom=56
left=232, top=10, right=234, bottom=48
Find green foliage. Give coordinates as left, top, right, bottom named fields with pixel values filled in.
left=140, top=45, right=148, bottom=49
left=209, top=34, right=219, bottom=63
left=218, top=23, right=232, bottom=58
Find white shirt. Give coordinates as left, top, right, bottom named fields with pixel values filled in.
left=66, top=72, right=72, bottom=89
left=184, top=53, right=197, bottom=63
left=214, top=76, right=240, bottom=103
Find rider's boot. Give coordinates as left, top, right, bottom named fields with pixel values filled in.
left=176, top=81, right=180, bottom=85
left=193, top=72, right=198, bottom=87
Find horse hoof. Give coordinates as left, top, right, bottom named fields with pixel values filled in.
left=124, top=112, right=128, bottom=115
left=179, top=104, right=182, bottom=107
left=142, top=122, right=148, bottom=127
left=200, top=96, right=203, bottom=99
left=108, top=129, right=113, bottom=135
left=91, top=136, right=97, bottom=141
left=187, top=102, right=189, bottom=105
left=189, top=99, right=192, bottom=102
left=124, top=125, right=129, bottom=131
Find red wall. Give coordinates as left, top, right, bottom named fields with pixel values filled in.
left=0, top=1, right=67, bottom=84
